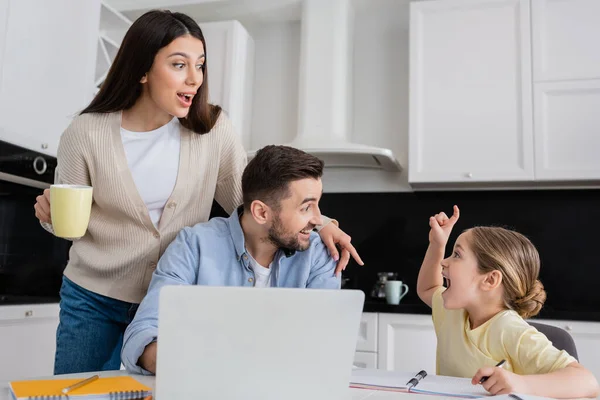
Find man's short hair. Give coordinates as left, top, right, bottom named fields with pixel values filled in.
left=242, top=145, right=324, bottom=211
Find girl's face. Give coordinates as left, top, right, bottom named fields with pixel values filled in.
left=141, top=35, right=205, bottom=119
left=440, top=231, right=488, bottom=310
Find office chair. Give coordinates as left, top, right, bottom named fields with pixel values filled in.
left=528, top=322, right=578, bottom=361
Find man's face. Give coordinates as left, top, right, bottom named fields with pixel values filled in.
left=267, top=178, right=324, bottom=251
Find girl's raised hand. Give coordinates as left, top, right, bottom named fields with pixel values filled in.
left=428, top=205, right=460, bottom=247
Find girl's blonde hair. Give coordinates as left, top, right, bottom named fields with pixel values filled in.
left=466, top=227, right=546, bottom=319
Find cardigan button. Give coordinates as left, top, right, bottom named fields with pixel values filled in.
left=153, top=233, right=160, bottom=239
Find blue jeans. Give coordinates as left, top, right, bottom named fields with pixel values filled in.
left=54, top=276, right=139, bottom=374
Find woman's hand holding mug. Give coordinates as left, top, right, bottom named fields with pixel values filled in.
left=34, top=189, right=52, bottom=224
left=35, top=185, right=93, bottom=239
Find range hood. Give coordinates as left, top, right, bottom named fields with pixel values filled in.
left=248, top=0, right=402, bottom=172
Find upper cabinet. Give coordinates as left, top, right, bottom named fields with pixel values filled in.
left=532, top=0, right=600, bottom=82
left=410, top=0, right=600, bottom=186
left=0, top=0, right=100, bottom=156
left=94, top=2, right=131, bottom=95
left=534, top=80, right=600, bottom=181
left=199, top=21, right=254, bottom=150
left=409, top=0, right=534, bottom=184
left=531, top=0, right=600, bottom=181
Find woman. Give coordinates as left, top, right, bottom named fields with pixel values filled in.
left=34, top=10, right=362, bottom=374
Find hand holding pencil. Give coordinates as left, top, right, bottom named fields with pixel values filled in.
left=471, top=359, right=527, bottom=395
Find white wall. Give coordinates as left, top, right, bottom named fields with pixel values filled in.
left=245, top=21, right=301, bottom=149
left=245, top=2, right=412, bottom=192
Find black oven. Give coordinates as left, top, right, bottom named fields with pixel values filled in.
left=0, top=140, right=70, bottom=304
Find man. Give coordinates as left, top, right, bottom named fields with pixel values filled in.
left=122, top=145, right=341, bottom=374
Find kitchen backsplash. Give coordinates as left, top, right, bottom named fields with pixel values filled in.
left=317, top=189, right=600, bottom=320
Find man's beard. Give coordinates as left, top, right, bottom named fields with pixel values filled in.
left=267, top=214, right=315, bottom=252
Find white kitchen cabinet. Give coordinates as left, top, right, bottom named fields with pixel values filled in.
left=534, top=80, right=600, bottom=180
left=378, top=313, right=437, bottom=373
left=355, top=312, right=378, bottom=352
left=0, top=1, right=8, bottom=78
left=200, top=21, right=255, bottom=150
left=0, top=0, right=100, bottom=156
left=408, top=0, right=534, bottom=184
left=353, top=351, right=378, bottom=369
left=529, top=318, right=600, bottom=381
left=354, top=312, right=378, bottom=369
left=532, top=0, right=600, bottom=82
left=0, top=304, right=60, bottom=381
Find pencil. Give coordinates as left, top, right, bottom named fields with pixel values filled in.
left=479, top=359, right=506, bottom=384
left=61, top=374, right=99, bottom=394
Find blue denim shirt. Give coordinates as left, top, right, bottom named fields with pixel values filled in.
left=122, top=209, right=340, bottom=374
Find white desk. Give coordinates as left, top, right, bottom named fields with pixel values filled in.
left=0, top=370, right=457, bottom=400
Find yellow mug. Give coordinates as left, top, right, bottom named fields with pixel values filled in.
left=50, top=184, right=93, bottom=238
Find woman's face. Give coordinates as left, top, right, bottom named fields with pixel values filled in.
left=141, top=34, right=205, bottom=118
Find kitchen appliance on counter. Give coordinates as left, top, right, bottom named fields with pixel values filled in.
left=0, top=139, right=70, bottom=305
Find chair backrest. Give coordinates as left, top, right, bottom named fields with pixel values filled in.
left=528, top=322, right=578, bottom=361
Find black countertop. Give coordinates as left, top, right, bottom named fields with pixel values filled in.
left=360, top=296, right=600, bottom=322
left=363, top=299, right=432, bottom=315
left=0, top=295, right=60, bottom=305
left=2, top=293, right=600, bottom=322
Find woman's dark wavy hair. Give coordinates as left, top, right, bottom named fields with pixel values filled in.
left=81, top=10, right=221, bottom=134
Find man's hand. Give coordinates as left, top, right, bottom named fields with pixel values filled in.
left=318, top=223, right=364, bottom=275
left=472, top=366, right=528, bottom=395
left=138, top=341, right=158, bottom=374
left=429, top=205, right=460, bottom=248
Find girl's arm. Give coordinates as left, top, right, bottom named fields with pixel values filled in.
left=416, top=242, right=445, bottom=307
left=417, top=205, right=460, bottom=307
left=522, top=362, right=599, bottom=399
left=473, top=362, right=600, bottom=398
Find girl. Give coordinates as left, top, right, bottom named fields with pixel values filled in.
left=417, top=205, right=599, bottom=398
left=33, top=10, right=362, bottom=374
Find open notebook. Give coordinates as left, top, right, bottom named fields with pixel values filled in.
left=9, top=376, right=152, bottom=400
left=350, top=368, right=490, bottom=398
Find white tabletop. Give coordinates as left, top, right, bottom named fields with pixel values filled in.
left=0, top=370, right=457, bottom=400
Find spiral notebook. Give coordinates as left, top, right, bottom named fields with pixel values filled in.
left=350, top=368, right=490, bottom=398
left=9, top=375, right=152, bottom=400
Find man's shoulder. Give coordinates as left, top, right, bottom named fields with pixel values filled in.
left=289, top=232, right=331, bottom=263
left=308, top=231, right=328, bottom=253
left=183, top=216, right=232, bottom=241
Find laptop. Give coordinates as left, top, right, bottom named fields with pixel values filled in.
left=156, top=285, right=365, bottom=400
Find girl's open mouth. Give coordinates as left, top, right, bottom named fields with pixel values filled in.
left=442, top=274, right=451, bottom=289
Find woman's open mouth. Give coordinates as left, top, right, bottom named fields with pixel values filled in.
left=177, top=92, right=194, bottom=107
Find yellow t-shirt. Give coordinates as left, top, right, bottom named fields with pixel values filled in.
left=432, top=287, right=576, bottom=378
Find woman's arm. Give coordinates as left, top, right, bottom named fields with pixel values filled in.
left=213, top=115, right=247, bottom=214
left=35, top=118, right=92, bottom=235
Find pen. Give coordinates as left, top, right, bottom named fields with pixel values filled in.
left=61, top=374, right=99, bottom=394
left=479, top=359, right=506, bottom=384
